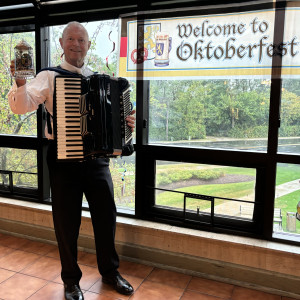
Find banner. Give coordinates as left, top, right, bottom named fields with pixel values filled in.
left=118, top=9, right=300, bottom=79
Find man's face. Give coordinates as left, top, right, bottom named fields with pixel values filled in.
left=59, top=24, right=91, bottom=68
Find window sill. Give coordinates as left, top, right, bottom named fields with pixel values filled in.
left=1, top=196, right=299, bottom=255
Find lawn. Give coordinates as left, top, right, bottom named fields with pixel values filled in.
left=155, top=163, right=300, bottom=234
left=156, top=165, right=256, bottom=211
left=275, top=190, right=300, bottom=233
left=156, top=181, right=255, bottom=210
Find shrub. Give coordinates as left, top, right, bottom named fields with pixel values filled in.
left=156, top=169, right=224, bottom=186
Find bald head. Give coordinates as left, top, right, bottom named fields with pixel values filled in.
left=62, top=21, right=89, bottom=40
left=59, top=21, right=91, bottom=68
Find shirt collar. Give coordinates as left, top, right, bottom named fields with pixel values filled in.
left=60, top=61, right=86, bottom=75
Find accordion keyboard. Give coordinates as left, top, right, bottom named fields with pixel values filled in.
left=55, top=77, right=84, bottom=160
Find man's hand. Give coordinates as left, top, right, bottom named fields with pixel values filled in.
left=10, top=60, right=26, bottom=87
left=126, top=109, right=136, bottom=132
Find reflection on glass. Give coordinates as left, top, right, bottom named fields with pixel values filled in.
left=149, top=79, right=271, bottom=152
left=279, top=8, right=300, bottom=155
left=279, top=80, right=300, bottom=155
left=274, top=163, right=300, bottom=235
left=155, top=161, right=256, bottom=219
left=1, top=32, right=36, bottom=136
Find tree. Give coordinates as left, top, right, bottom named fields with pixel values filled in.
left=280, top=88, right=300, bottom=137
left=0, top=32, right=37, bottom=184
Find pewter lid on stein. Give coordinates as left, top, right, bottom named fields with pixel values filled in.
left=14, top=40, right=33, bottom=51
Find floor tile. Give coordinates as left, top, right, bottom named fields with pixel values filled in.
left=79, top=264, right=101, bottom=290
left=21, top=239, right=57, bottom=256
left=130, top=279, right=184, bottom=300
left=0, top=249, right=40, bottom=272
left=0, top=268, right=15, bottom=283
left=181, top=290, right=226, bottom=300
left=187, top=277, right=234, bottom=299
left=21, top=256, right=61, bottom=281
left=146, top=268, right=192, bottom=289
left=45, top=247, right=60, bottom=259
left=89, top=274, right=143, bottom=300
left=0, top=234, right=297, bottom=300
left=78, top=251, right=98, bottom=268
left=118, top=260, right=153, bottom=278
left=27, top=282, right=65, bottom=300
left=232, top=286, right=281, bottom=300
left=0, top=273, right=47, bottom=300
left=0, top=234, right=29, bottom=250
left=0, top=246, right=13, bottom=259
left=84, top=291, right=120, bottom=300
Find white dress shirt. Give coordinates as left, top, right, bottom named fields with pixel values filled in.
left=8, top=61, right=94, bottom=139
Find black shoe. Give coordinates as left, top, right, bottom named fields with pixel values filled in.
left=64, top=284, right=84, bottom=300
left=102, top=273, right=134, bottom=295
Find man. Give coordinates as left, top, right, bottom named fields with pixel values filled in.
left=8, top=21, right=135, bottom=300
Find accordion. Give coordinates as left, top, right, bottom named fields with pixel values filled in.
left=53, top=74, right=134, bottom=161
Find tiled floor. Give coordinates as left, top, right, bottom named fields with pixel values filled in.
left=0, top=232, right=298, bottom=300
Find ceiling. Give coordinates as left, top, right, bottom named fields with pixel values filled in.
left=0, top=0, right=279, bottom=30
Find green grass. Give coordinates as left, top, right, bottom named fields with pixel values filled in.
left=275, top=190, right=300, bottom=233
left=276, top=164, right=300, bottom=185
left=156, top=178, right=255, bottom=211
left=156, top=163, right=300, bottom=235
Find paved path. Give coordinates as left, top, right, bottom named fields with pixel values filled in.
left=275, top=179, right=300, bottom=198
left=210, top=179, right=300, bottom=218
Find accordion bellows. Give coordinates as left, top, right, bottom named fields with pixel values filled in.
left=54, top=74, right=134, bottom=161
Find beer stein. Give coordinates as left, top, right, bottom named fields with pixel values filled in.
left=14, top=40, right=35, bottom=79
left=154, top=32, right=172, bottom=67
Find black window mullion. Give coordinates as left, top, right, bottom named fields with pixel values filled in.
left=263, top=0, right=287, bottom=239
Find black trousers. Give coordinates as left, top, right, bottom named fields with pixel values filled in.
left=47, top=142, right=119, bottom=285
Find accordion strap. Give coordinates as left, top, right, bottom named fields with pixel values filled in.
left=37, top=65, right=84, bottom=77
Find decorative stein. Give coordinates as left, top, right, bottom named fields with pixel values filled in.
left=14, top=40, right=35, bottom=79
left=154, top=32, right=172, bottom=67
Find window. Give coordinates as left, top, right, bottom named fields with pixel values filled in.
left=278, top=7, right=300, bottom=155
left=274, top=163, right=300, bottom=241
left=149, top=79, right=271, bottom=152
left=0, top=30, right=38, bottom=198
left=154, top=161, right=257, bottom=227
left=0, top=147, right=37, bottom=196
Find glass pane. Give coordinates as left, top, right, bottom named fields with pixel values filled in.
left=274, top=163, right=300, bottom=236
left=155, top=161, right=256, bottom=219
left=0, top=173, right=11, bottom=193
left=149, top=79, right=271, bottom=152
left=279, top=8, right=300, bottom=155
left=111, top=154, right=135, bottom=211
left=120, top=9, right=276, bottom=152
left=0, top=147, right=38, bottom=191
left=0, top=32, right=37, bottom=136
